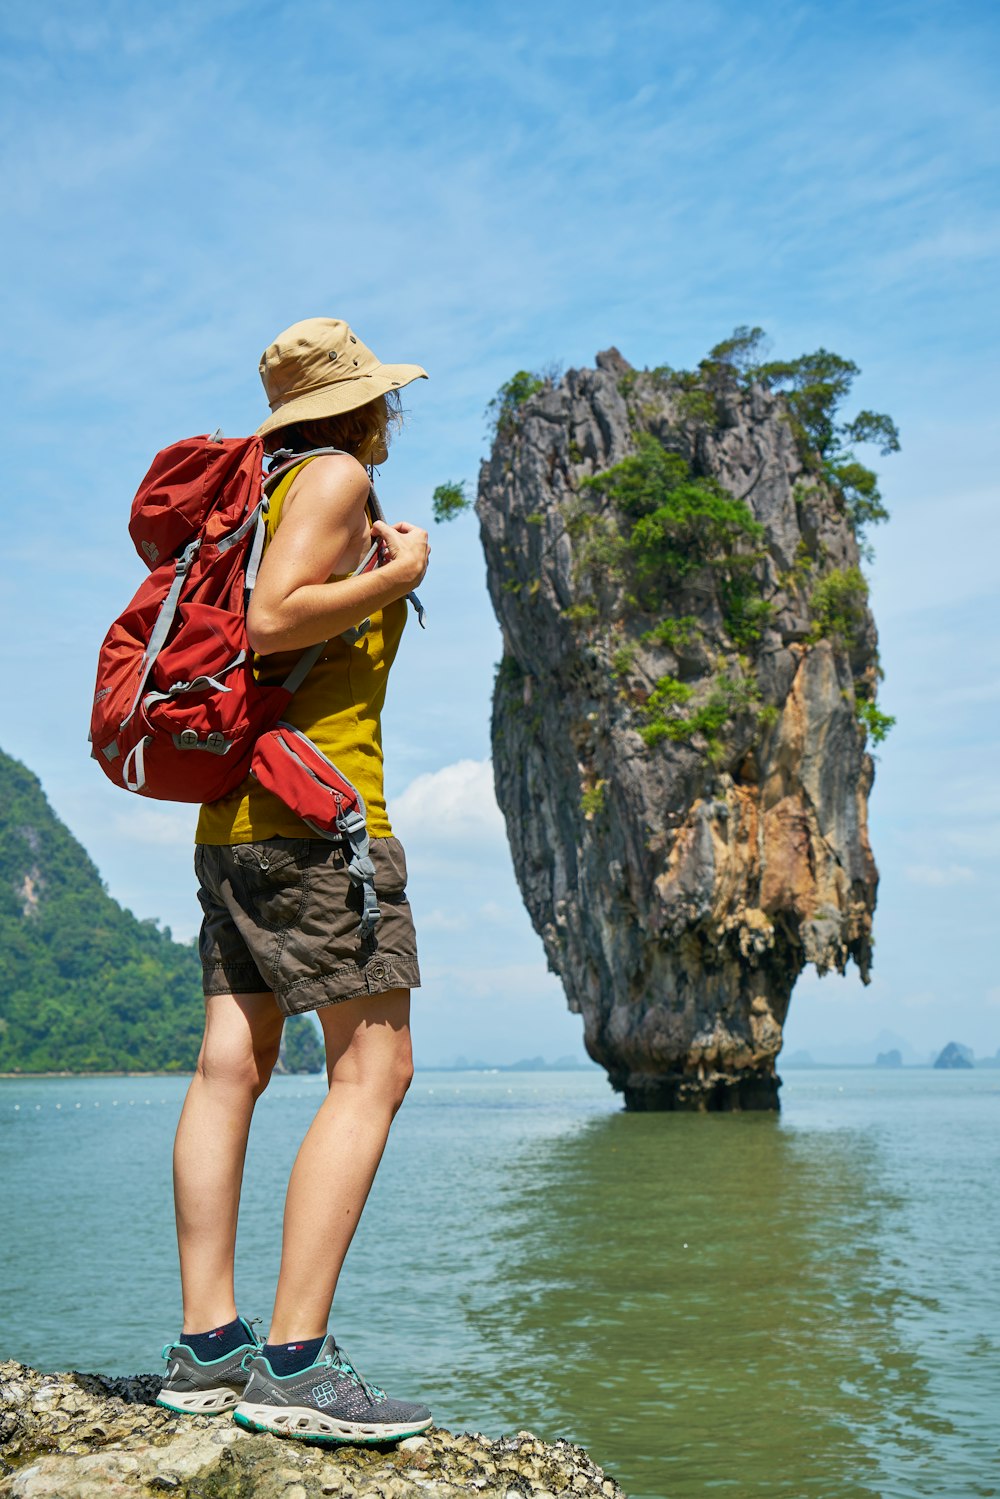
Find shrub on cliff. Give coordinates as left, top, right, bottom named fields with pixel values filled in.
left=700, top=326, right=900, bottom=543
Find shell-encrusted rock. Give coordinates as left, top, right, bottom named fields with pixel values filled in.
left=0, top=1362, right=629, bottom=1497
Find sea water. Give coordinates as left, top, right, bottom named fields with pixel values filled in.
left=1, top=1068, right=997, bottom=1499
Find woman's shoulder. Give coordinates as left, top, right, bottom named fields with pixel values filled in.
left=282, top=451, right=371, bottom=518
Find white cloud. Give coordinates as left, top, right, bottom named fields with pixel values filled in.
left=112, top=806, right=199, bottom=846
left=942, top=780, right=1000, bottom=819
left=898, top=990, right=939, bottom=1009
left=903, top=863, right=975, bottom=887
left=944, top=825, right=1000, bottom=858
left=391, top=759, right=506, bottom=846
left=420, top=909, right=471, bottom=933
left=421, top=961, right=564, bottom=1003
left=478, top=900, right=519, bottom=924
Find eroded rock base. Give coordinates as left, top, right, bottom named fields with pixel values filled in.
left=0, top=1360, right=627, bottom=1498
left=619, top=1071, right=781, bottom=1112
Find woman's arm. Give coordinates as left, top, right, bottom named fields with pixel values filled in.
left=246, top=453, right=430, bottom=655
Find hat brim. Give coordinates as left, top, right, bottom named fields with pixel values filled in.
left=255, top=362, right=428, bottom=438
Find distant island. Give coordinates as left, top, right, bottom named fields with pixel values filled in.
left=933, top=1041, right=974, bottom=1070
left=781, top=1041, right=999, bottom=1069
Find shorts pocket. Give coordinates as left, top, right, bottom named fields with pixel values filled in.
left=233, top=841, right=310, bottom=932
left=373, top=837, right=409, bottom=902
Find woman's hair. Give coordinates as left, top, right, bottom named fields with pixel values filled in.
left=264, top=390, right=404, bottom=466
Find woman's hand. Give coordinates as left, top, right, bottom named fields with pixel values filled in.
left=372, top=519, right=430, bottom=588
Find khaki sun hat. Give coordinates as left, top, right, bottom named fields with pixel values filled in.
left=256, top=317, right=428, bottom=438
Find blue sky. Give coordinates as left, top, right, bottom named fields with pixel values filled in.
left=2, top=0, right=998, bottom=1067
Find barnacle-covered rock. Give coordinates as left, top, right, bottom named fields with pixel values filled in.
left=0, top=1360, right=628, bottom=1497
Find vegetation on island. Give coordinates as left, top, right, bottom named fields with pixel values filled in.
left=0, top=748, right=204, bottom=1073
left=573, top=328, right=896, bottom=763
left=0, top=748, right=325, bottom=1075
left=280, top=1014, right=325, bottom=1074
left=431, top=480, right=470, bottom=523
left=690, top=325, right=899, bottom=543
left=430, top=368, right=558, bottom=525
left=486, top=370, right=547, bottom=439
left=570, top=431, right=773, bottom=659
left=438, top=327, right=897, bottom=794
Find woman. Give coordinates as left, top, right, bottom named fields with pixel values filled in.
left=156, top=317, right=433, bottom=1443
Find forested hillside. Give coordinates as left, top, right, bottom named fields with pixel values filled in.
left=0, top=748, right=325, bottom=1074
left=0, top=747, right=206, bottom=1072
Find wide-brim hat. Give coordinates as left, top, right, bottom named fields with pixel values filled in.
left=256, top=317, right=428, bottom=438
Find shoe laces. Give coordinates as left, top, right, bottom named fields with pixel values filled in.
left=322, top=1339, right=385, bottom=1404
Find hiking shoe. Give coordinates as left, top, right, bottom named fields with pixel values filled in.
left=156, top=1317, right=263, bottom=1413
left=232, top=1333, right=432, bottom=1444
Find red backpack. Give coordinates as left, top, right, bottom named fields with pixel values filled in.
left=89, top=432, right=425, bottom=936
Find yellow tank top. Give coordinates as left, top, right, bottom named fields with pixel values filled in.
left=195, top=457, right=406, bottom=844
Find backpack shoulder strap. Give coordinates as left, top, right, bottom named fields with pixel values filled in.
left=262, top=445, right=353, bottom=495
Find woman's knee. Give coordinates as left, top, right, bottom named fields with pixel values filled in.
left=324, top=1005, right=414, bottom=1113
left=388, top=1045, right=415, bottom=1113
left=197, top=995, right=285, bottom=1097
left=197, top=1035, right=280, bottom=1098
left=340, top=1036, right=412, bottom=1113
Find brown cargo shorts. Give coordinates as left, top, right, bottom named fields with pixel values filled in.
left=194, top=835, right=421, bottom=1017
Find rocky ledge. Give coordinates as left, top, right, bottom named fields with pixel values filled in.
left=0, top=1361, right=626, bottom=1498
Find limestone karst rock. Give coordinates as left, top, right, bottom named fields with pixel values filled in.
left=476, top=347, right=882, bottom=1110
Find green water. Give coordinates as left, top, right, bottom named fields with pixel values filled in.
left=1, top=1069, right=997, bottom=1498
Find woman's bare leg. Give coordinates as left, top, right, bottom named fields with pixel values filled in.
left=266, top=987, right=412, bottom=1344
left=172, top=991, right=285, bottom=1333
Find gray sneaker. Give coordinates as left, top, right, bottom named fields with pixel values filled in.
left=156, top=1317, right=263, bottom=1414
left=232, top=1334, right=433, bottom=1444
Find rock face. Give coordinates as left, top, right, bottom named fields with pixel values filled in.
left=477, top=349, right=881, bottom=1110
left=0, top=1360, right=627, bottom=1498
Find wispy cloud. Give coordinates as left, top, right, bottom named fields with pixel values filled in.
left=112, top=807, right=199, bottom=848
left=903, top=864, right=975, bottom=887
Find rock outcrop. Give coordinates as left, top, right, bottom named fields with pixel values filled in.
left=477, top=348, right=882, bottom=1110
left=0, top=1360, right=626, bottom=1498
